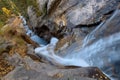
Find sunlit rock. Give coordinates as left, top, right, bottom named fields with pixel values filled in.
left=27, top=6, right=38, bottom=28
left=2, top=54, right=109, bottom=80
left=37, top=0, right=48, bottom=14
left=27, top=0, right=120, bottom=44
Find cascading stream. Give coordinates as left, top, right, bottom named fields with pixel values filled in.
left=20, top=16, right=47, bottom=46
left=34, top=9, right=120, bottom=80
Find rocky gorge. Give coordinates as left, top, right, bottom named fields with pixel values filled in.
left=0, top=0, right=120, bottom=80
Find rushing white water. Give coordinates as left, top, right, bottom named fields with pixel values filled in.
left=20, top=16, right=47, bottom=46
left=82, top=20, right=105, bottom=47
left=35, top=32, right=120, bottom=67
left=35, top=9, right=120, bottom=66
left=34, top=9, right=120, bottom=80
left=35, top=37, right=89, bottom=67
left=83, top=9, right=120, bottom=47
left=65, top=32, right=120, bottom=66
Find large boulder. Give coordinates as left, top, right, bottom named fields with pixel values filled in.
left=28, top=0, right=120, bottom=26
left=2, top=53, right=109, bottom=80
left=58, top=9, right=120, bottom=80
left=27, top=0, right=120, bottom=42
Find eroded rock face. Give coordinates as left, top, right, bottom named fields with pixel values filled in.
left=27, top=6, right=38, bottom=29
left=48, top=0, right=120, bottom=26
left=28, top=0, right=120, bottom=26
left=27, top=0, right=120, bottom=43
left=58, top=9, right=120, bottom=80
left=37, top=0, right=48, bottom=14
left=84, top=9, right=120, bottom=46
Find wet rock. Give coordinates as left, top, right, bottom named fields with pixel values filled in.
left=12, top=1, right=120, bottom=80
left=84, top=9, right=120, bottom=46
left=26, top=44, right=44, bottom=62
left=58, top=8, right=120, bottom=80
left=27, top=0, right=120, bottom=44
left=55, top=35, right=76, bottom=54
left=34, top=25, right=52, bottom=43
left=21, top=34, right=39, bottom=47
left=54, top=26, right=95, bottom=55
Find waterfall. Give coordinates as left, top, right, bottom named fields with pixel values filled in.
left=35, top=31, right=120, bottom=67
left=34, top=9, right=120, bottom=80
left=20, top=16, right=47, bottom=46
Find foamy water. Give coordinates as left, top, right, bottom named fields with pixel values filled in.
left=34, top=9, right=120, bottom=80
left=20, top=16, right=47, bottom=46
left=19, top=9, right=120, bottom=80
left=35, top=32, right=120, bottom=67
